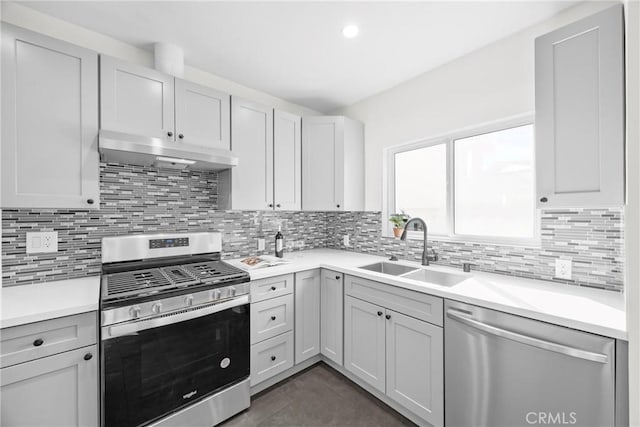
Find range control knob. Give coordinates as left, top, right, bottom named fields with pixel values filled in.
left=151, top=302, right=163, bottom=314
left=184, top=295, right=194, bottom=307
left=129, top=306, right=142, bottom=319
left=229, top=287, right=236, bottom=297
left=212, top=289, right=222, bottom=300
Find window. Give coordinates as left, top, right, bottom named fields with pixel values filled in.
left=394, top=144, right=448, bottom=234
left=386, top=118, right=537, bottom=243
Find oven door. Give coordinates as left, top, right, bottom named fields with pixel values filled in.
left=101, top=297, right=250, bottom=427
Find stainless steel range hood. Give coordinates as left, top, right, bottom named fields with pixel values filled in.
left=98, top=130, right=239, bottom=171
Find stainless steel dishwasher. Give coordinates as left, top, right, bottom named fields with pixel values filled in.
left=445, top=300, right=616, bottom=427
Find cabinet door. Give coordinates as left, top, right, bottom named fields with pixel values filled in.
left=231, top=97, right=274, bottom=210
left=386, top=310, right=443, bottom=427
left=175, top=78, right=230, bottom=149
left=1, top=24, right=99, bottom=209
left=344, top=296, right=386, bottom=393
left=535, top=5, right=624, bottom=207
left=295, top=269, right=321, bottom=364
left=1, top=345, right=98, bottom=427
left=274, top=109, right=302, bottom=211
left=100, top=55, right=175, bottom=140
left=302, top=117, right=344, bottom=211
left=320, top=269, right=343, bottom=365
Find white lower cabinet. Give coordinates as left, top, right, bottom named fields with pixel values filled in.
left=1, top=344, right=98, bottom=427
left=344, top=277, right=444, bottom=427
left=344, top=296, right=386, bottom=393
left=386, top=310, right=444, bottom=426
left=249, top=274, right=295, bottom=387
left=294, top=269, right=321, bottom=364
left=250, top=294, right=294, bottom=344
left=250, top=331, right=294, bottom=387
left=320, top=270, right=344, bottom=365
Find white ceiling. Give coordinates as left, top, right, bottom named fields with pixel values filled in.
left=20, top=1, right=577, bottom=113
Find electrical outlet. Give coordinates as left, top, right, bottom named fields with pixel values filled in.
left=26, top=232, right=58, bottom=253
left=343, top=235, right=350, bottom=247
left=555, top=259, right=572, bottom=280
left=257, top=238, right=265, bottom=251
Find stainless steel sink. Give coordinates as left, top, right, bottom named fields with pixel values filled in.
left=401, top=269, right=467, bottom=287
left=358, top=262, right=419, bottom=276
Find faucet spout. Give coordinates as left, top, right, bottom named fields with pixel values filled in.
left=400, top=217, right=438, bottom=266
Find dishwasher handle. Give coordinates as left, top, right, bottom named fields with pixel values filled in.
left=446, top=309, right=609, bottom=364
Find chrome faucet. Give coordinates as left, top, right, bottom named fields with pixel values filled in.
left=400, top=217, right=439, bottom=266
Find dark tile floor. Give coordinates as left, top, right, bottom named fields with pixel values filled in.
left=221, top=363, right=415, bottom=427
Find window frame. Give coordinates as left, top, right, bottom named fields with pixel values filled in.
left=383, top=114, right=541, bottom=246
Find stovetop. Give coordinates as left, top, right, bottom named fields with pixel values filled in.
left=101, top=259, right=249, bottom=307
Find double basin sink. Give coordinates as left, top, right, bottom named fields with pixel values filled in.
left=358, top=261, right=467, bottom=287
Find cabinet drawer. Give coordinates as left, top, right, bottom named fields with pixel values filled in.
left=345, top=275, right=443, bottom=326
left=251, top=294, right=294, bottom=344
left=250, top=274, right=293, bottom=303
left=1, top=312, right=97, bottom=368
left=250, top=331, right=294, bottom=386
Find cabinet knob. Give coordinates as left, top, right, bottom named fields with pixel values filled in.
left=269, top=203, right=273, bottom=208
left=178, top=134, right=184, bottom=139
left=270, top=356, right=276, bottom=361
left=270, top=315, right=276, bottom=321
left=271, top=286, right=276, bottom=291
left=377, top=311, right=383, bottom=316
left=276, top=204, right=281, bottom=208
left=33, top=338, right=44, bottom=347
left=336, top=204, right=341, bottom=208
left=385, top=314, right=391, bottom=320
left=83, top=353, right=93, bottom=361
left=87, top=198, right=95, bottom=205
left=540, top=197, right=548, bottom=203
left=335, top=275, right=340, bottom=280
left=167, top=131, right=173, bottom=137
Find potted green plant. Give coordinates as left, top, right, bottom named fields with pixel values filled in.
left=389, top=212, right=410, bottom=238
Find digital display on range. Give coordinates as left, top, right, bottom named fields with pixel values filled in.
left=149, top=238, right=189, bottom=249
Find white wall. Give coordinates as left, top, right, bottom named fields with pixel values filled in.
left=0, top=2, right=320, bottom=117
left=332, top=1, right=619, bottom=211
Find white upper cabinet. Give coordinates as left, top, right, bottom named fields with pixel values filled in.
left=174, top=78, right=230, bottom=149
left=302, top=116, right=364, bottom=211
left=535, top=5, right=624, bottom=207
left=274, top=109, right=302, bottom=210
left=1, top=24, right=100, bottom=209
left=100, top=55, right=175, bottom=140
left=100, top=56, right=231, bottom=152
left=229, top=96, right=274, bottom=210
left=222, top=100, right=301, bottom=211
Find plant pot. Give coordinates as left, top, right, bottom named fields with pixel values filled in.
left=393, top=227, right=404, bottom=238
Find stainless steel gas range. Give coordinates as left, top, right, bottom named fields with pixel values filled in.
left=99, top=232, right=251, bottom=427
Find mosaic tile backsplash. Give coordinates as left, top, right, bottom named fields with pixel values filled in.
left=2, top=163, right=625, bottom=291
left=325, top=210, right=624, bottom=292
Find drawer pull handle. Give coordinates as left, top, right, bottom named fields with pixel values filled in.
left=385, top=314, right=391, bottom=320
left=271, top=286, right=276, bottom=291
left=83, top=353, right=93, bottom=361
left=377, top=311, right=383, bottom=316
left=270, top=315, right=276, bottom=321
left=33, top=338, right=44, bottom=347
left=271, top=356, right=276, bottom=361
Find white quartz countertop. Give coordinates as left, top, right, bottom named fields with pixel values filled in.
left=229, top=249, right=627, bottom=340
left=1, top=276, right=100, bottom=329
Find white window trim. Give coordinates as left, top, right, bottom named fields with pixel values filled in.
left=383, top=113, right=541, bottom=247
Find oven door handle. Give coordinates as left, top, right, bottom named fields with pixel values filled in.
left=104, top=295, right=249, bottom=339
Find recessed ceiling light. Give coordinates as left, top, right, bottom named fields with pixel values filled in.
left=342, top=25, right=359, bottom=39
